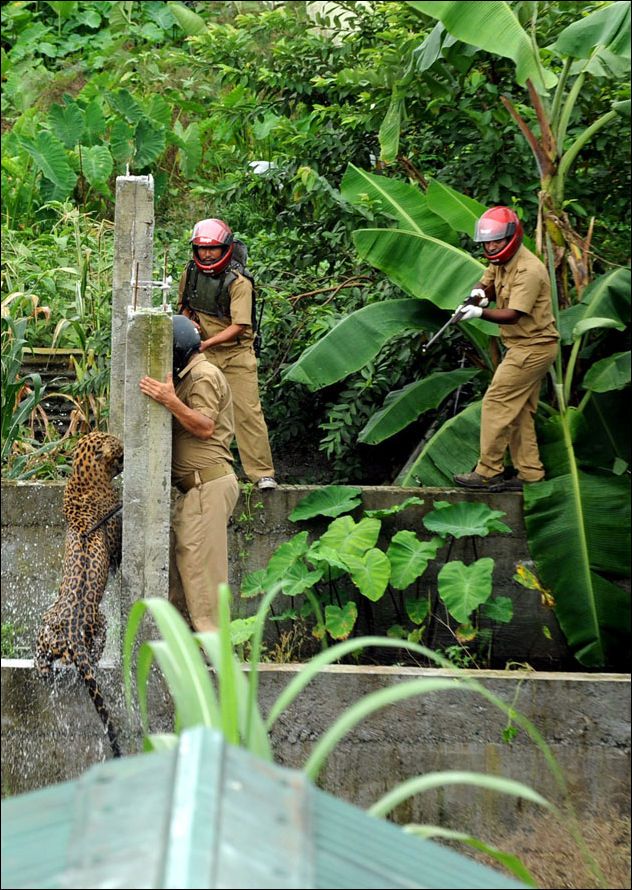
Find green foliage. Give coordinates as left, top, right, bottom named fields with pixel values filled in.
left=1, top=315, right=45, bottom=466
left=3, top=0, right=629, bottom=484
left=242, top=487, right=514, bottom=664
left=288, top=485, right=363, bottom=520
left=124, top=586, right=607, bottom=886
left=1, top=622, right=29, bottom=658
left=1, top=204, right=115, bottom=475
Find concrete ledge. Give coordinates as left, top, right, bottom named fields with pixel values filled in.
left=2, top=660, right=629, bottom=837
left=1, top=482, right=571, bottom=665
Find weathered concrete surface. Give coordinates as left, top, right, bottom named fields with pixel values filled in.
left=110, top=174, right=154, bottom=438
left=122, top=310, right=172, bottom=612
left=1, top=660, right=629, bottom=838
left=1, top=482, right=571, bottom=666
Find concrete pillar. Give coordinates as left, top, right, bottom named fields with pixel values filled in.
left=121, top=309, right=173, bottom=616
left=110, top=175, right=155, bottom=438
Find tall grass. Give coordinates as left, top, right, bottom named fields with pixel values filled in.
left=123, top=584, right=606, bottom=887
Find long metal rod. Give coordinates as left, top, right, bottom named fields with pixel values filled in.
left=422, top=313, right=458, bottom=352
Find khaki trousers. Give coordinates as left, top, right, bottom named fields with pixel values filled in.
left=476, top=342, right=558, bottom=482
left=169, top=473, right=239, bottom=632
left=204, top=343, right=275, bottom=482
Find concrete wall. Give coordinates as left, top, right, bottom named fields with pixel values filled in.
left=2, top=482, right=571, bottom=666
left=2, top=481, right=629, bottom=834
left=1, top=659, right=629, bottom=837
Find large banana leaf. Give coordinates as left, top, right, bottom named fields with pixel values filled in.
left=283, top=299, right=444, bottom=389
left=582, top=351, right=630, bottom=393
left=552, top=0, right=631, bottom=61
left=406, top=1, right=557, bottom=92
left=378, top=91, right=403, bottom=164
left=353, top=228, right=484, bottom=307
left=557, top=267, right=630, bottom=343
left=523, top=472, right=630, bottom=668
left=399, top=401, right=482, bottom=486
left=168, top=1, right=207, bottom=35
left=358, top=368, right=479, bottom=444
left=341, top=164, right=454, bottom=241
left=426, top=179, right=486, bottom=237
left=575, top=390, right=630, bottom=473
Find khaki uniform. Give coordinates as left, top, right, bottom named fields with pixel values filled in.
left=170, top=353, right=239, bottom=632
left=477, top=245, right=559, bottom=482
left=179, top=271, right=275, bottom=483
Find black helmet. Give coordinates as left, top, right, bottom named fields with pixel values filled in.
left=173, top=315, right=201, bottom=375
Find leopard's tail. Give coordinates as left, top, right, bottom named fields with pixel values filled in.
left=70, top=643, right=122, bottom=758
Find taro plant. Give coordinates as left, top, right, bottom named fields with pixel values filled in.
left=239, top=486, right=517, bottom=667
left=124, top=586, right=607, bottom=887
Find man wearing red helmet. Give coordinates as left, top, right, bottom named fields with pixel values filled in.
left=453, top=207, right=559, bottom=492
left=178, top=218, right=277, bottom=491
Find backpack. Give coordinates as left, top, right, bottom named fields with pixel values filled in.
left=182, top=239, right=263, bottom=357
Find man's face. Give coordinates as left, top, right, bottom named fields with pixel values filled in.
left=483, top=237, right=509, bottom=257
left=197, top=245, right=223, bottom=262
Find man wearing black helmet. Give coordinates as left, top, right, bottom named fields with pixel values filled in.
left=178, top=218, right=277, bottom=491
left=453, top=207, right=559, bottom=492
left=139, top=315, right=239, bottom=632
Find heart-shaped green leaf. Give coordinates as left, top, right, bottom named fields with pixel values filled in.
left=438, top=558, right=495, bottom=623
left=387, top=531, right=444, bottom=589
left=325, top=602, right=358, bottom=640
left=424, top=501, right=511, bottom=539
left=266, top=531, right=310, bottom=583
left=344, top=548, right=391, bottom=602
left=405, top=596, right=430, bottom=625
left=320, top=515, right=381, bottom=559
left=289, top=485, right=362, bottom=521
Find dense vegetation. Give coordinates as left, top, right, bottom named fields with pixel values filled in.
left=2, top=1, right=630, bottom=668
left=3, top=0, right=628, bottom=481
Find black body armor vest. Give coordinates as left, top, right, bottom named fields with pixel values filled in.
left=183, top=262, right=235, bottom=319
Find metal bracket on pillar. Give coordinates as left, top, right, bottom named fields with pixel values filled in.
left=129, top=273, right=174, bottom=312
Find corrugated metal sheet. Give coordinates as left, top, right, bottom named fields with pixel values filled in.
left=1, top=727, right=527, bottom=890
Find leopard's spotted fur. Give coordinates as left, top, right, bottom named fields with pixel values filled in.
left=35, top=432, right=124, bottom=757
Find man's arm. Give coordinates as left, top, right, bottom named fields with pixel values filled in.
left=481, top=307, right=524, bottom=325
left=200, top=323, right=247, bottom=350
left=139, top=373, right=215, bottom=440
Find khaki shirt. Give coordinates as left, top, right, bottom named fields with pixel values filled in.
left=171, top=353, right=235, bottom=483
left=178, top=268, right=254, bottom=345
left=480, top=245, right=559, bottom=348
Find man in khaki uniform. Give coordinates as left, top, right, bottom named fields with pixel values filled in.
left=178, top=218, right=277, bottom=491
left=139, top=316, right=239, bottom=632
left=453, top=206, right=559, bottom=492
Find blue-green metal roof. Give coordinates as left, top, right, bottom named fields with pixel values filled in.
left=1, top=727, right=527, bottom=889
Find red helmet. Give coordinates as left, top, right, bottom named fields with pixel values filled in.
left=474, top=207, right=523, bottom=264
left=190, top=218, right=234, bottom=275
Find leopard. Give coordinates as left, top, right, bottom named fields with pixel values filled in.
left=35, top=431, right=124, bottom=758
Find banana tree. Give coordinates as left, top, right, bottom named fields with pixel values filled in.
left=520, top=266, right=630, bottom=668
left=405, top=262, right=631, bottom=668
left=285, top=158, right=630, bottom=665
left=404, top=0, right=631, bottom=300
left=284, top=164, right=496, bottom=432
